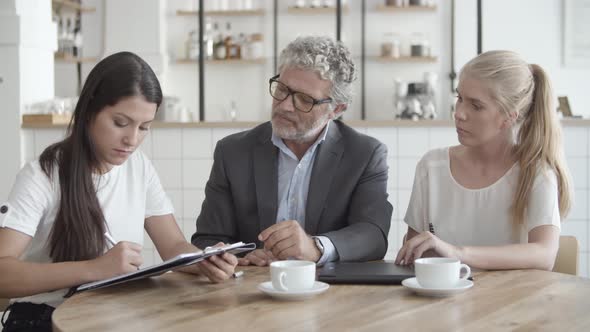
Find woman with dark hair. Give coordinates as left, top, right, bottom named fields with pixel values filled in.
left=0, top=52, right=237, bottom=331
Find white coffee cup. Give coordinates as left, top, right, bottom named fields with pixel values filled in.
left=270, top=260, right=316, bottom=292
left=414, top=257, right=471, bottom=289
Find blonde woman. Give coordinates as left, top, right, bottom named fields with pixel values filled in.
left=395, top=50, right=572, bottom=271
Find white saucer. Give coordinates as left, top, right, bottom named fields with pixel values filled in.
left=401, top=277, right=473, bottom=297
left=257, top=281, right=330, bottom=301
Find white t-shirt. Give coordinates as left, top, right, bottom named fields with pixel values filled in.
left=0, top=150, right=173, bottom=307
left=404, top=147, right=561, bottom=247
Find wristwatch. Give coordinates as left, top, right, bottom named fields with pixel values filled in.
left=313, top=237, right=325, bottom=257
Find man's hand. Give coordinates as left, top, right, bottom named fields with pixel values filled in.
left=258, top=220, right=321, bottom=262
left=238, top=249, right=276, bottom=266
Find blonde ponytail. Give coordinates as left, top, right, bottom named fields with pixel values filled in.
left=512, top=64, right=572, bottom=224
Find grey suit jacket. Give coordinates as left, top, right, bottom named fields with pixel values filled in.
left=191, top=120, right=393, bottom=261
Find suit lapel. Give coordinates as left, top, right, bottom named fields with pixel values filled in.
left=305, top=121, right=343, bottom=235
left=254, top=125, right=278, bottom=234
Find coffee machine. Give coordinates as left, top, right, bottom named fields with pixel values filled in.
left=394, top=72, right=437, bottom=121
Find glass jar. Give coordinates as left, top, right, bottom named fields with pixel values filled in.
left=322, top=0, right=335, bottom=7
left=242, top=0, right=254, bottom=10
left=381, top=33, right=394, bottom=57
left=391, top=33, right=401, bottom=58
left=410, top=33, right=430, bottom=57
left=245, top=33, right=264, bottom=59
left=381, top=33, right=400, bottom=58
left=293, top=0, right=306, bottom=8
left=310, top=0, right=322, bottom=8
left=409, top=0, right=426, bottom=6
left=386, top=0, right=404, bottom=6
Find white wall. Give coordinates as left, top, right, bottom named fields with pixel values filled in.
left=456, top=0, right=590, bottom=116
left=0, top=0, right=55, bottom=199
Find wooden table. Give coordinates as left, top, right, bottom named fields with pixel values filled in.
left=53, top=266, right=590, bottom=331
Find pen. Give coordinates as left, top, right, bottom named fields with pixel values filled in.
left=105, top=232, right=140, bottom=270
left=232, top=271, right=244, bottom=278
left=104, top=232, right=117, bottom=247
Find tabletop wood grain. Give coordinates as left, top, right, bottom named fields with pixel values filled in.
left=52, top=266, right=590, bottom=331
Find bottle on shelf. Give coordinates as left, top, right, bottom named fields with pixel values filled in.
left=204, top=18, right=214, bottom=59
left=73, top=17, right=83, bottom=58
left=227, top=100, right=238, bottom=121
left=236, top=33, right=247, bottom=59
left=225, top=22, right=240, bottom=59
left=213, top=22, right=227, bottom=60
left=65, top=17, right=74, bottom=57
left=57, top=17, right=65, bottom=55
left=186, top=30, right=199, bottom=60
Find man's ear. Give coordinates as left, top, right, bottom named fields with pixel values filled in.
left=329, top=104, right=346, bottom=119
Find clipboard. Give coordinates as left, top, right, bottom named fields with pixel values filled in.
left=66, top=242, right=256, bottom=297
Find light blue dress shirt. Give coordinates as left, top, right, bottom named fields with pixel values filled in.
left=271, top=121, right=338, bottom=265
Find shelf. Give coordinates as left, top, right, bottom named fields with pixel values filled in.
left=175, top=58, right=267, bottom=65
left=55, top=54, right=98, bottom=64
left=372, top=56, right=438, bottom=63
left=287, top=6, right=350, bottom=14
left=22, top=114, right=72, bottom=126
left=22, top=118, right=590, bottom=129
left=176, top=9, right=265, bottom=17
left=52, top=0, right=96, bottom=13
left=375, top=4, right=437, bottom=12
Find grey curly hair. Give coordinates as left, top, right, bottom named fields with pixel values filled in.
left=278, top=36, right=357, bottom=110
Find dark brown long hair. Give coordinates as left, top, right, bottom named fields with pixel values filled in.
left=39, top=52, right=162, bottom=262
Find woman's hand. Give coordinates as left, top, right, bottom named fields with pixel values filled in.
left=91, top=241, right=143, bottom=280
left=395, top=231, right=462, bottom=265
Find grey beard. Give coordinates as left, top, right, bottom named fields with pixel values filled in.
left=271, top=118, right=328, bottom=144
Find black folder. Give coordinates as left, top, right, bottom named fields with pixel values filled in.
left=317, top=261, right=415, bottom=284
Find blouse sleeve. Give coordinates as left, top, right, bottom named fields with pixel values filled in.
left=403, top=157, right=429, bottom=233
left=0, top=162, right=53, bottom=237
left=526, top=168, right=561, bottom=233
left=142, top=153, right=174, bottom=218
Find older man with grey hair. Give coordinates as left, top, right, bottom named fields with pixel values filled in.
left=192, top=36, right=392, bottom=266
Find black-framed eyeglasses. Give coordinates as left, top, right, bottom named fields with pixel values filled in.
left=268, top=74, right=333, bottom=113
